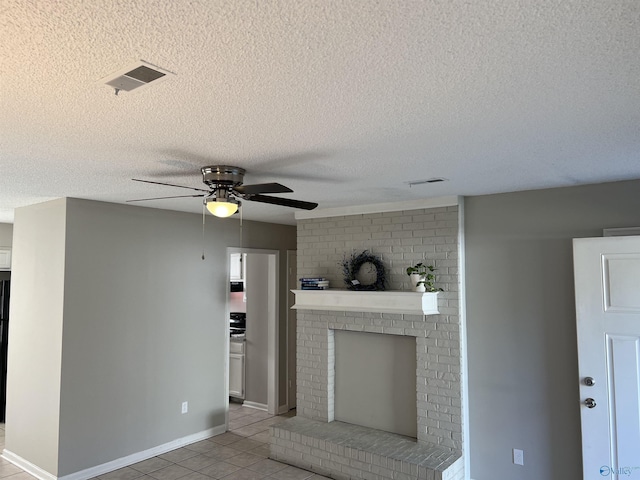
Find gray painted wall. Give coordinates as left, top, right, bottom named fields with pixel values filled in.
left=465, top=179, right=640, bottom=480
left=0, top=223, right=12, bottom=246
left=57, top=199, right=231, bottom=475
left=6, top=198, right=295, bottom=477
left=0, top=223, right=12, bottom=280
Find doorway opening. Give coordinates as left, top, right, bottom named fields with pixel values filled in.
left=226, top=248, right=279, bottom=420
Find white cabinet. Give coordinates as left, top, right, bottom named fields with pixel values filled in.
left=229, top=341, right=245, bottom=399
left=230, top=253, right=245, bottom=281
left=229, top=354, right=245, bottom=398
left=0, top=248, right=11, bottom=271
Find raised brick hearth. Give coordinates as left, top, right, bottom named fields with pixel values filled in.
left=271, top=417, right=463, bottom=480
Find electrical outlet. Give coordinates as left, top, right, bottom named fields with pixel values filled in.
left=513, top=448, right=524, bottom=466
left=181, top=401, right=188, bottom=414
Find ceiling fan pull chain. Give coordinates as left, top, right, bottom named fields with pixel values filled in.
left=239, top=203, right=243, bottom=248
left=201, top=203, right=206, bottom=260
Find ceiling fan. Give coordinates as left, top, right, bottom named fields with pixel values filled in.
left=128, top=165, right=318, bottom=217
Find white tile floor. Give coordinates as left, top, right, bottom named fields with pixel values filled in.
left=0, top=405, right=329, bottom=480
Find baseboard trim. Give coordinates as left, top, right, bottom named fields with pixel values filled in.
left=1, top=450, right=56, bottom=480
left=3, top=424, right=227, bottom=480
left=242, top=401, right=268, bottom=411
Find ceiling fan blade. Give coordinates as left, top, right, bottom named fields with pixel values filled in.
left=245, top=194, right=318, bottom=210
left=234, top=183, right=293, bottom=195
left=132, top=178, right=210, bottom=193
left=127, top=194, right=205, bottom=203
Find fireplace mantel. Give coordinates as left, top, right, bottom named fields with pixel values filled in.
left=291, top=289, right=439, bottom=315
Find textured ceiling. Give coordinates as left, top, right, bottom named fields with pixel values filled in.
left=1, top=0, right=639, bottom=225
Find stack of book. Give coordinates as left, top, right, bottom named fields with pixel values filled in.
left=299, top=277, right=330, bottom=290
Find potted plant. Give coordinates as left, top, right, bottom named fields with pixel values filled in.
left=406, top=262, right=428, bottom=289
left=406, top=263, right=442, bottom=292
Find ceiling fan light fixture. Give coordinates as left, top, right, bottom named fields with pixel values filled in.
left=205, top=197, right=239, bottom=218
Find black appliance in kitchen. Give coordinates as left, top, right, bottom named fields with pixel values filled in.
left=230, top=312, right=246, bottom=337
left=0, top=280, right=9, bottom=422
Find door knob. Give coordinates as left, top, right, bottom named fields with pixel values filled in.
left=584, top=377, right=595, bottom=386
left=585, top=398, right=596, bottom=408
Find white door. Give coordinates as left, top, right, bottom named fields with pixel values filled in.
left=574, top=236, right=640, bottom=479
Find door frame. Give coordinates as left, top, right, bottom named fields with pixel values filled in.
left=226, top=247, right=280, bottom=420
left=286, top=250, right=297, bottom=410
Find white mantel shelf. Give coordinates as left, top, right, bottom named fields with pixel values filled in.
left=291, top=289, right=439, bottom=315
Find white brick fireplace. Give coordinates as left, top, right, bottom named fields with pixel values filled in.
left=270, top=203, right=465, bottom=480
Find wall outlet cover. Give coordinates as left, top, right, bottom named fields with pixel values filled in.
left=513, top=448, right=524, bottom=466
left=181, top=401, right=188, bottom=414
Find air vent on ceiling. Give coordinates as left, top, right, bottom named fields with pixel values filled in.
left=405, top=178, right=448, bottom=187
left=101, top=60, right=174, bottom=94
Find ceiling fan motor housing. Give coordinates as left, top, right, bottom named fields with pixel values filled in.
left=201, top=165, right=246, bottom=188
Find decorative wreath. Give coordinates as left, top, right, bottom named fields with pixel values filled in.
left=340, top=250, right=387, bottom=291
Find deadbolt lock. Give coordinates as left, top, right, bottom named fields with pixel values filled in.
left=584, top=377, right=595, bottom=387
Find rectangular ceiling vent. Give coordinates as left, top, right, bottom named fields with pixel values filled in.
left=405, top=178, right=448, bottom=187
left=101, top=60, right=174, bottom=94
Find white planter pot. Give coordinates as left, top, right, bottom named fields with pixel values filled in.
left=415, top=284, right=426, bottom=293
left=409, top=273, right=423, bottom=289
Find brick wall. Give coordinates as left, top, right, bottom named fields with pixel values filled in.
left=295, top=206, right=462, bottom=450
